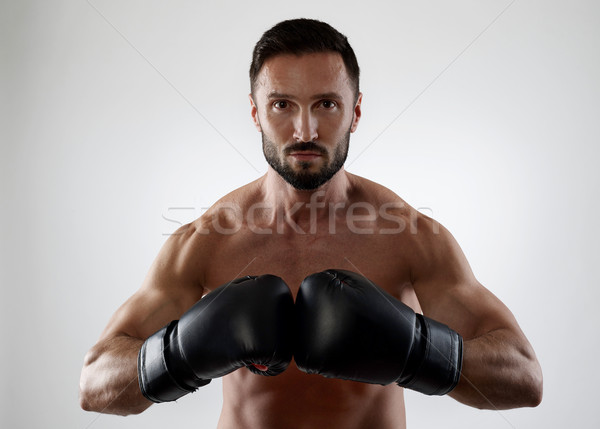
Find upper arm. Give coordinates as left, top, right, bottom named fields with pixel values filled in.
left=411, top=218, right=523, bottom=341
left=97, top=223, right=207, bottom=342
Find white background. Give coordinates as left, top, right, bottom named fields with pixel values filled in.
left=2, top=0, right=599, bottom=428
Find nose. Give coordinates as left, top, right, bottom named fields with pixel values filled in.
left=293, top=110, right=318, bottom=143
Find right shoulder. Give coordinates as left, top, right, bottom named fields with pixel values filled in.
left=148, top=178, right=265, bottom=292
left=144, top=222, right=213, bottom=295
left=156, top=179, right=262, bottom=267
left=193, top=178, right=266, bottom=236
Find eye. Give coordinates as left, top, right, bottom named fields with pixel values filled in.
left=273, top=100, right=289, bottom=109
left=320, top=100, right=337, bottom=109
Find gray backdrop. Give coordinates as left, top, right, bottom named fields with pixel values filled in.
left=2, top=0, right=599, bottom=427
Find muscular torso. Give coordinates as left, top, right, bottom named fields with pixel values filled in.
left=181, top=173, right=426, bottom=428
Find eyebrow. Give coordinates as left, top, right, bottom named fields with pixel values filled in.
left=267, top=91, right=343, bottom=101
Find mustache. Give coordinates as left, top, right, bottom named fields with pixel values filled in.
left=283, top=142, right=327, bottom=155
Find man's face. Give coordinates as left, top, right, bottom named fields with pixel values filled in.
left=250, top=52, right=362, bottom=190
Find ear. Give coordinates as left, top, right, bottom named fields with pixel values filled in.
left=249, top=94, right=262, bottom=132
left=350, top=92, right=363, bottom=133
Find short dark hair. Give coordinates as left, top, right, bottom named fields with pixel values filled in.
left=250, top=18, right=360, bottom=99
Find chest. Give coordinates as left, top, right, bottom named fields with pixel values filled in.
left=203, top=229, right=414, bottom=299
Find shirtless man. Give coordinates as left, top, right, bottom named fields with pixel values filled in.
left=79, top=18, right=543, bottom=428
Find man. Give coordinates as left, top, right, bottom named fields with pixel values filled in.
left=79, top=18, right=542, bottom=428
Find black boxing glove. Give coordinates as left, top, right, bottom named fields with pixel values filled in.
left=138, top=275, right=294, bottom=403
left=295, top=269, right=462, bottom=395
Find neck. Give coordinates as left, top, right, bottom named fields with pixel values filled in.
left=261, top=166, right=352, bottom=228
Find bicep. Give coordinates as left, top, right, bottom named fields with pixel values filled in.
left=422, top=280, right=523, bottom=341
left=412, top=223, right=523, bottom=340
left=97, top=224, right=206, bottom=342
left=97, top=287, right=184, bottom=342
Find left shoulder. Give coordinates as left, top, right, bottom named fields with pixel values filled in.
left=410, top=211, right=474, bottom=286
left=346, top=172, right=408, bottom=209
left=346, top=172, right=450, bottom=235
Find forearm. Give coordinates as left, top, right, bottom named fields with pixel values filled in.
left=449, top=328, right=543, bottom=409
left=79, top=334, right=152, bottom=416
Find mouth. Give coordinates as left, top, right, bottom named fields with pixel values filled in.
left=289, top=151, right=322, bottom=161
left=285, top=142, right=326, bottom=162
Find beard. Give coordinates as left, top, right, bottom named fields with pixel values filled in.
left=262, top=130, right=351, bottom=191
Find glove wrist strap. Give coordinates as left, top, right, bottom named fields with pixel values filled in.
left=399, top=314, right=463, bottom=396
left=138, top=321, right=210, bottom=403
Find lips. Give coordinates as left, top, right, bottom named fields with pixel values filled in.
left=289, top=152, right=322, bottom=161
